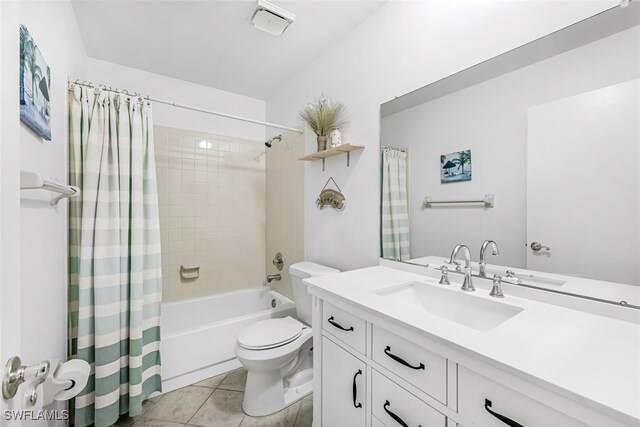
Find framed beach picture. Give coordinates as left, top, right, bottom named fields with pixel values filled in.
left=441, top=150, right=472, bottom=183
left=20, top=25, right=51, bottom=140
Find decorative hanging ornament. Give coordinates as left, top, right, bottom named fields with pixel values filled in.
left=316, top=177, right=346, bottom=210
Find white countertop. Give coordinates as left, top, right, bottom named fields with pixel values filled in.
left=305, top=265, right=640, bottom=424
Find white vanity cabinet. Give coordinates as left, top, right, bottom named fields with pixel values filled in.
left=311, top=293, right=635, bottom=427
left=316, top=298, right=450, bottom=427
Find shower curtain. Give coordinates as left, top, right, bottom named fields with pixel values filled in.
left=380, top=147, right=411, bottom=261
left=68, top=85, right=162, bottom=427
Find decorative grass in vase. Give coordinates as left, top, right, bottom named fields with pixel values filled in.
left=299, top=96, right=348, bottom=152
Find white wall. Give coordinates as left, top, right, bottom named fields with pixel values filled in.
left=19, top=0, right=87, bottom=367
left=86, top=58, right=265, bottom=142
left=265, top=0, right=617, bottom=272
left=1, top=0, right=87, bottom=424
left=381, top=26, right=639, bottom=268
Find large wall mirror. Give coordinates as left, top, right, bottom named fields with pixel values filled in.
left=379, top=3, right=640, bottom=306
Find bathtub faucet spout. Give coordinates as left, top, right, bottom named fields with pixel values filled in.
left=266, top=274, right=281, bottom=283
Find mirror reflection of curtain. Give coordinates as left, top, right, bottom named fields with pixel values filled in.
left=68, top=85, right=163, bottom=427
left=380, top=147, right=410, bottom=261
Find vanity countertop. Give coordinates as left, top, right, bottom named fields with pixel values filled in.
left=305, top=265, right=640, bottom=424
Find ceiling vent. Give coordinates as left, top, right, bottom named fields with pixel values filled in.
left=251, top=0, right=296, bottom=37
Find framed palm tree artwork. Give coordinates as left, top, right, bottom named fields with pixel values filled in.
left=20, top=25, right=51, bottom=140
left=441, top=150, right=472, bottom=183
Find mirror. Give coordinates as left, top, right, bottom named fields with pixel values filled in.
left=379, top=3, right=640, bottom=306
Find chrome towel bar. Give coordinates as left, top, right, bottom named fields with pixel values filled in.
left=423, top=193, right=494, bottom=208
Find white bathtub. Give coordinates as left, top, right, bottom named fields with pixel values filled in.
left=160, top=287, right=296, bottom=393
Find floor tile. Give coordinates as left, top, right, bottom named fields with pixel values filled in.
left=140, top=398, right=157, bottom=417
left=144, top=385, right=213, bottom=424
left=240, top=401, right=301, bottom=427
left=148, top=395, right=163, bottom=404
left=189, top=389, right=245, bottom=427
left=133, top=417, right=185, bottom=427
left=194, top=373, right=227, bottom=389
left=217, top=368, right=247, bottom=392
left=293, top=399, right=312, bottom=427
left=113, top=415, right=135, bottom=427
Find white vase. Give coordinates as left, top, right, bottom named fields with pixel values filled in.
left=329, top=128, right=342, bottom=148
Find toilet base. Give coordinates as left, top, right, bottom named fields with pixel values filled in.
left=242, top=368, right=312, bottom=417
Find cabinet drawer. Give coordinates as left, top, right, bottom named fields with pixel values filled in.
left=458, top=366, right=588, bottom=427
left=372, top=370, right=446, bottom=427
left=372, top=326, right=447, bottom=404
left=323, top=302, right=366, bottom=354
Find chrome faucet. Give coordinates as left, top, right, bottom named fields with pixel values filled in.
left=266, top=274, right=281, bottom=283
left=449, top=244, right=475, bottom=291
left=479, top=240, right=500, bottom=278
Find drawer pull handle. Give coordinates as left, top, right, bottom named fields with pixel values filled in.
left=384, top=346, right=425, bottom=370
left=383, top=400, right=421, bottom=427
left=352, top=369, right=362, bottom=408
left=327, top=316, right=354, bottom=332
left=485, top=399, right=524, bottom=427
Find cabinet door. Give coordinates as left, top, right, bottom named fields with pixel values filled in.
left=322, top=337, right=366, bottom=427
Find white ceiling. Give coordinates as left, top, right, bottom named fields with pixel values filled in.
left=72, top=1, right=386, bottom=100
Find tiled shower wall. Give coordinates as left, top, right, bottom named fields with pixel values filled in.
left=155, top=126, right=266, bottom=302
left=265, top=132, right=305, bottom=300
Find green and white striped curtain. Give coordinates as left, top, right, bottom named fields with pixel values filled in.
left=380, top=147, right=410, bottom=261
left=68, top=85, right=162, bottom=427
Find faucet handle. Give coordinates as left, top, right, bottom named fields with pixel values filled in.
left=438, top=265, right=451, bottom=286
left=489, top=274, right=504, bottom=298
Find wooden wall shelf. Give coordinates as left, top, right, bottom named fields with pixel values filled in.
left=299, top=143, right=365, bottom=171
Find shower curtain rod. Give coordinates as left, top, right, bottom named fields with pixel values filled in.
left=68, top=80, right=304, bottom=134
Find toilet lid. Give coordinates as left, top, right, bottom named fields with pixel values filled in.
left=238, top=317, right=304, bottom=350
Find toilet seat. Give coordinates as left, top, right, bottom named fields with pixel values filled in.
left=238, top=317, right=304, bottom=350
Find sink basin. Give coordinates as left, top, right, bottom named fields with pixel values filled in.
left=375, top=282, right=523, bottom=332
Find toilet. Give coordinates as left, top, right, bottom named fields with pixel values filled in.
left=235, top=262, right=339, bottom=417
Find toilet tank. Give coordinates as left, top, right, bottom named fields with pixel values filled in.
left=289, top=262, right=339, bottom=326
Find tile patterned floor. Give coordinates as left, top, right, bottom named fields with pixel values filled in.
left=113, top=368, right=313, bottom=427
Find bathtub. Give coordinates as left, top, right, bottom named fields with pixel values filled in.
left=160, top=287, right=296, bottom=393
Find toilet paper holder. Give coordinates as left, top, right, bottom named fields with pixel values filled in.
left=2, top=356, right=50, bottom=404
